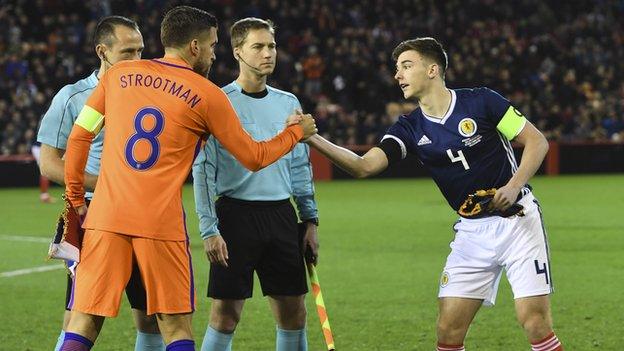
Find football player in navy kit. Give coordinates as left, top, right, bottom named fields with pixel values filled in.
left=306, top=37, right=563, bottom=351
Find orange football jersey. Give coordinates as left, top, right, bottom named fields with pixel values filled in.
left=65, top=57, right=303, bottom=240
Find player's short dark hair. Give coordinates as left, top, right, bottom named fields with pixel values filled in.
left=230, top=17, right=275, bottom=48
left=392, top=37, right=448, bottom=76
left=161, top=6, right=218, bottom=48
left=93, top=16, right=139, bottom=47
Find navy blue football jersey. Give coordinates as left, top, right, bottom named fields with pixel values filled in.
left=383, top=87, right=530, bottom=211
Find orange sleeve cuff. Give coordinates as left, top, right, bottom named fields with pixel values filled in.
left=64, top=125, right=95, bottom=207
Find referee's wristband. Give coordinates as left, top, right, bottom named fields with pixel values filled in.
left=302, top=217, right=319, bottom=226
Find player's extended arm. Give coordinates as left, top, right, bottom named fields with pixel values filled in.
left=306, top=134, right=389, bottom=178
left=64, top=125, right=96, bottom=208
left=493, top=121, right=549, bottom=209
left=206, top=92, right=315, bottom=171
left=40, top=144, right=98, bottom=191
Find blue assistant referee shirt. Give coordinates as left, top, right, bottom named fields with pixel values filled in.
left=36, top=71, right=103, bottom=199
left=192, top=81, right=318, bottom=239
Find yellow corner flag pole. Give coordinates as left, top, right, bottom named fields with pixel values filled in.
left=307, top=262, right=335, bottom=351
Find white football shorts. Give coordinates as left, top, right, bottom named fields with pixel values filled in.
left=438, top=192, right=553, bottom=306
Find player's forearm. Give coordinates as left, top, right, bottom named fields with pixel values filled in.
left=40, top=146, right=98, bottom=191
left=508, top=134, right=549, bottom=189
left=64, top=126, right=95, bottom=207
left=39, top=153, right=67, bottom=186
left=306, top=134, right=372, bottom=178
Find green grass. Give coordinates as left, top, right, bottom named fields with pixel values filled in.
left=0, top=175, right=623, bottom=350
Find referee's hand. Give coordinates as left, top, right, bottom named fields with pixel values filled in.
left=203, top=235, right=229, bottom=267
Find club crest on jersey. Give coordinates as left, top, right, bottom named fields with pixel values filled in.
left=440, top=271, right=450, bottom=287
left=458, top=118, right=477, bottom=137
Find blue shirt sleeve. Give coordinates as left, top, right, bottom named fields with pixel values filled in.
left=291, top=98, right=318, bottom=220
left=192, top=137, right=220, bottom=239
left=37, top=86, right=78, bottom=149
left=481, top=87, right=511, bottom=124
left=382, top=116, right=414, bottom=159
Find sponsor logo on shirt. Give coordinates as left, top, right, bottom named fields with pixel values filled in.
left=417, top=134, right=432, bottom=146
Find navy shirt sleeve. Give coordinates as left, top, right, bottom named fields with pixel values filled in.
left=381, top=115, right=414, bottom=161
left=481, top=88, right=512, bottom=124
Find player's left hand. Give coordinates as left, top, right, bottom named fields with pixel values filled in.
left=491, top=183, right=522, bottom=211
left=285, top=109, right=304, bottom=126
left=302, top=222, right=319, bottom=265
left=203, top=235, right=229, bottom=267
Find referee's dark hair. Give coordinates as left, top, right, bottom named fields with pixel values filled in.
left=230, top=17, right=275, bottom=49
left=161, top=6, right=218, bottom=49
left=392, top=37, right=448, bottom=77
left=93, top=16, right=139, bottom=47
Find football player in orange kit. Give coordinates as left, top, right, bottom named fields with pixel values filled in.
left=60, top=6, right=316, bottom=351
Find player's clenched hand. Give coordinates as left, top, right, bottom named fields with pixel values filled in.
left=302, top=223, right=319, bottom=265
left=285, top=109, right=304, bottom=126
left=299, top=114, right=318, bottom=140
left=203, top=235, right=229, bottom=267
left=491, top=183, right=521, bottom=211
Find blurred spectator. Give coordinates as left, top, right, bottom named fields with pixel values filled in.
left=1, top=0, right=624, bottom=155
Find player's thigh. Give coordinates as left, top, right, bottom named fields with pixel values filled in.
left=437, top=297, right=483, bottom=336
left=257, top=204, right=307, bottom=296
left=133, top=237, right=194, bottom=315
left=71, top=229, right=134, bottom=317
left=503, top=198, right=553, bottom=300
left=439, top=219, right=502, bottom=305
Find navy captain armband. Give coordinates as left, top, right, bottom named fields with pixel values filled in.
left=378, top=138, right=403, bottom=165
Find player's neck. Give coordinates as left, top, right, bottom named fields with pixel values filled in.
left=236, top=71, right=267, bottom=93
left=163, top=49, right=193, bottom=68
left=418, top=85, right=452, bottom=119
left=97, top=61, right=108, bottom=79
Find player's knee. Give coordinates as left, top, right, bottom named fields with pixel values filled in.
left=436, top=319, right=468, bottom=344
left=277, top=305, right=307, bottom=330
left=210, top=312, right=241, bottom=333
left=519, top=313, right=552, bottom=340
left=134, top=312, right=160, bottom=334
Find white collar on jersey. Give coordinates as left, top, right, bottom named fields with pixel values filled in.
left=422, top=89, right=456, bottom=124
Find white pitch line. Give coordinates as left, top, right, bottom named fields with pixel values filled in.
left=0, top=235, right=49, bottom=243
left=1, top=264, right=65, bottom=278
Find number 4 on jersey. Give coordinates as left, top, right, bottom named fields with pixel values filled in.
left=447, top=149, right=470, bottom=170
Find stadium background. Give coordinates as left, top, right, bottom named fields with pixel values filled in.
left=0, top=0, right=623, bottom=350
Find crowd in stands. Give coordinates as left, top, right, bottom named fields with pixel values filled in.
left=1, top=0, right=623, bottom=155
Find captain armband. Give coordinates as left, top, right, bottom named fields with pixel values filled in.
left=496, top=106, right=527, bottom=140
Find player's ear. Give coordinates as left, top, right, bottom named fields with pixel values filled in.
left=428, top=63, right=438, bottom=79
left=233, top=47, right=241, bottom=60
left=95, top=44, right=105, bottom=61
left=189, top=38, right=200, bottom=57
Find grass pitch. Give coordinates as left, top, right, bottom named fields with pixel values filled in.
left=0, top=175, right=622, bottom=350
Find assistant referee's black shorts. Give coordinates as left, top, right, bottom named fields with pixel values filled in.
left=208, top=196, right=308, bottom=299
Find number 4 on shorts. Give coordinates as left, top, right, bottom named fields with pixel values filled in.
left=534, top=259, right=550, bottom=285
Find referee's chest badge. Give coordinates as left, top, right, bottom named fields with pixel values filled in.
left=440, top=271, right=450, bottom=287
left=458, top=118, right=477, bottom=137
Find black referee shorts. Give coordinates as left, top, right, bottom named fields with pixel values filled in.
left=208, top=196, right=308, bottom=299
left=64, top=199, right=148, bottom=311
